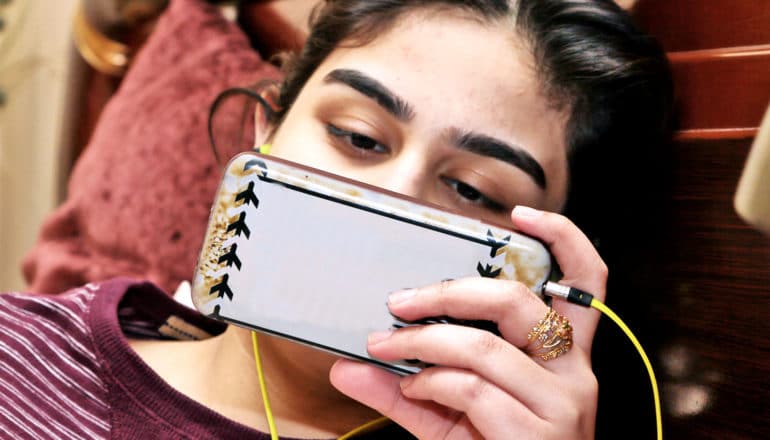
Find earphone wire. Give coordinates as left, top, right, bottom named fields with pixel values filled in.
left=589, top=299, right=663, bottom=440
left=251, top=331, right=391, bottom=440
left=208, top=87, right=275, bottom=168
left=251, top=331, right=279, bottom=440
left=542, top=282, right=662, bottom=439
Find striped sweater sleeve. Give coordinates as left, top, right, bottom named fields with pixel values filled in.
left=0, top=284, right=110, bottom=440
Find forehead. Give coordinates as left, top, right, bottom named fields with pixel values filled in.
left=332, top=12, right=537, bottom=117
left=306, top=9, right=570, bottom=207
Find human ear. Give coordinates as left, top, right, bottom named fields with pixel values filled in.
left=208, top=83, right=282, bottom=166
left=253, top=81, right=282, bottom=149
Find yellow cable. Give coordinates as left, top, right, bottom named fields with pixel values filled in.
left=250, top=143, right=386, bottom=438
left=251, top=331, right=391, bottom=439
left=258, top=143, right=272, bottom=155
left=251, top=331, right=279, bottom=440
left=590, top=299, right=663, bottom=440
left=337, top=417, right=392, bottom=440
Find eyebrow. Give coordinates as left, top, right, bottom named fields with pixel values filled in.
left=454, top=131, right=547, bottom=189
left=324, top=68, right=546, bottom=189
left=324, top=69, right=415, bottom=122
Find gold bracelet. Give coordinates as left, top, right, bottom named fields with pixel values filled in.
left=72, top=4, right=131, bottom=76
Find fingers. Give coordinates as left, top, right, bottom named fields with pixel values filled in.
left=399, top=367, right=547, bottom=437
left=386, top=276, right=591, bottom=363
left=367, top=323, right=584, bottom=415
left=388, top=208, right=605, bottom=352
left=511, top=206, right=607, bottom=298
left=387, top=277, right=549, bottom=348
left=400, top=366, right=595, bottom=439
left=332, top=207, right=605, bottom=439
left=329, top=359, right=483, bottom=440
left=511, top=206, right=607, bottom=349
left=330, top=360, right=537, bottom=440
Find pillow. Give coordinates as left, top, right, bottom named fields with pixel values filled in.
left=22, top=0, right=281, bottom=294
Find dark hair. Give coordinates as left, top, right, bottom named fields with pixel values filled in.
left=272, top=0, right=673, bottom=246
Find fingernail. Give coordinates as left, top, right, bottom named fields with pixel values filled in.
left=388, top=289, right=417, bottom=305
left=513, top=205, right=543, bottom=218
left=368, top=330, right=393, bottom=345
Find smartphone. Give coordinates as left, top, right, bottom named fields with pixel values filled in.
left=191, top=152, right=552, bottom=375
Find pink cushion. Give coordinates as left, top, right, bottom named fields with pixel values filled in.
left=22, top=0, right=281, bottom=294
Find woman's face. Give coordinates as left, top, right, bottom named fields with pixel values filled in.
left=269, top=10, right=569, bottom=226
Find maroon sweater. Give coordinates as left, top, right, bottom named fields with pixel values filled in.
left=0, top=278, right=412, bottom=439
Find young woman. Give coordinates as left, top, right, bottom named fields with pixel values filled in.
left=2, top=0, right=671, bottom=438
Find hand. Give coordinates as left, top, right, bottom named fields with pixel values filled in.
left=330, top=206, right=605, bottom=439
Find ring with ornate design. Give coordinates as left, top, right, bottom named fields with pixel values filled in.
left=526, top=308, right=573, bottom=361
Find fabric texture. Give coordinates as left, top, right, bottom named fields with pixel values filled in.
left=0, top=278, right=249, bottom=439
left=0, top=279, right=411, bottom=439
left=22, top=0, right=282, bottom=294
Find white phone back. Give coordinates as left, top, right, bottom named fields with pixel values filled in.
left=192, top=153, right=551, bottom=374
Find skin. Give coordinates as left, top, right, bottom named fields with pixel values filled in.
left=132, top=8, right=605, bottom=439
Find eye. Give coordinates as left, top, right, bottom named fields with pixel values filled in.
left=440, top=177, right=505, bottom=212
left=327, top=124, right=389, bottom=154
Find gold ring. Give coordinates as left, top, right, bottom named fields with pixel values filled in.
left=526, top=308, right=573, bottom=361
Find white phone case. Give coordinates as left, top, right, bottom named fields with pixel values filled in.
left=192, top=153, right=552, bottom=374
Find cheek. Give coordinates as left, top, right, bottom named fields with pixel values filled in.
left=268, top=114, right=323, bottom=164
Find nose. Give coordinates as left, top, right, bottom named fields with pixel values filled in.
left=354, top=153, right=431, bottom=201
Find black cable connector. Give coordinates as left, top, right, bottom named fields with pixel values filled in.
left=542, top=281, right=663, bottom=439
left=542, top=281, right=594, bottom=307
